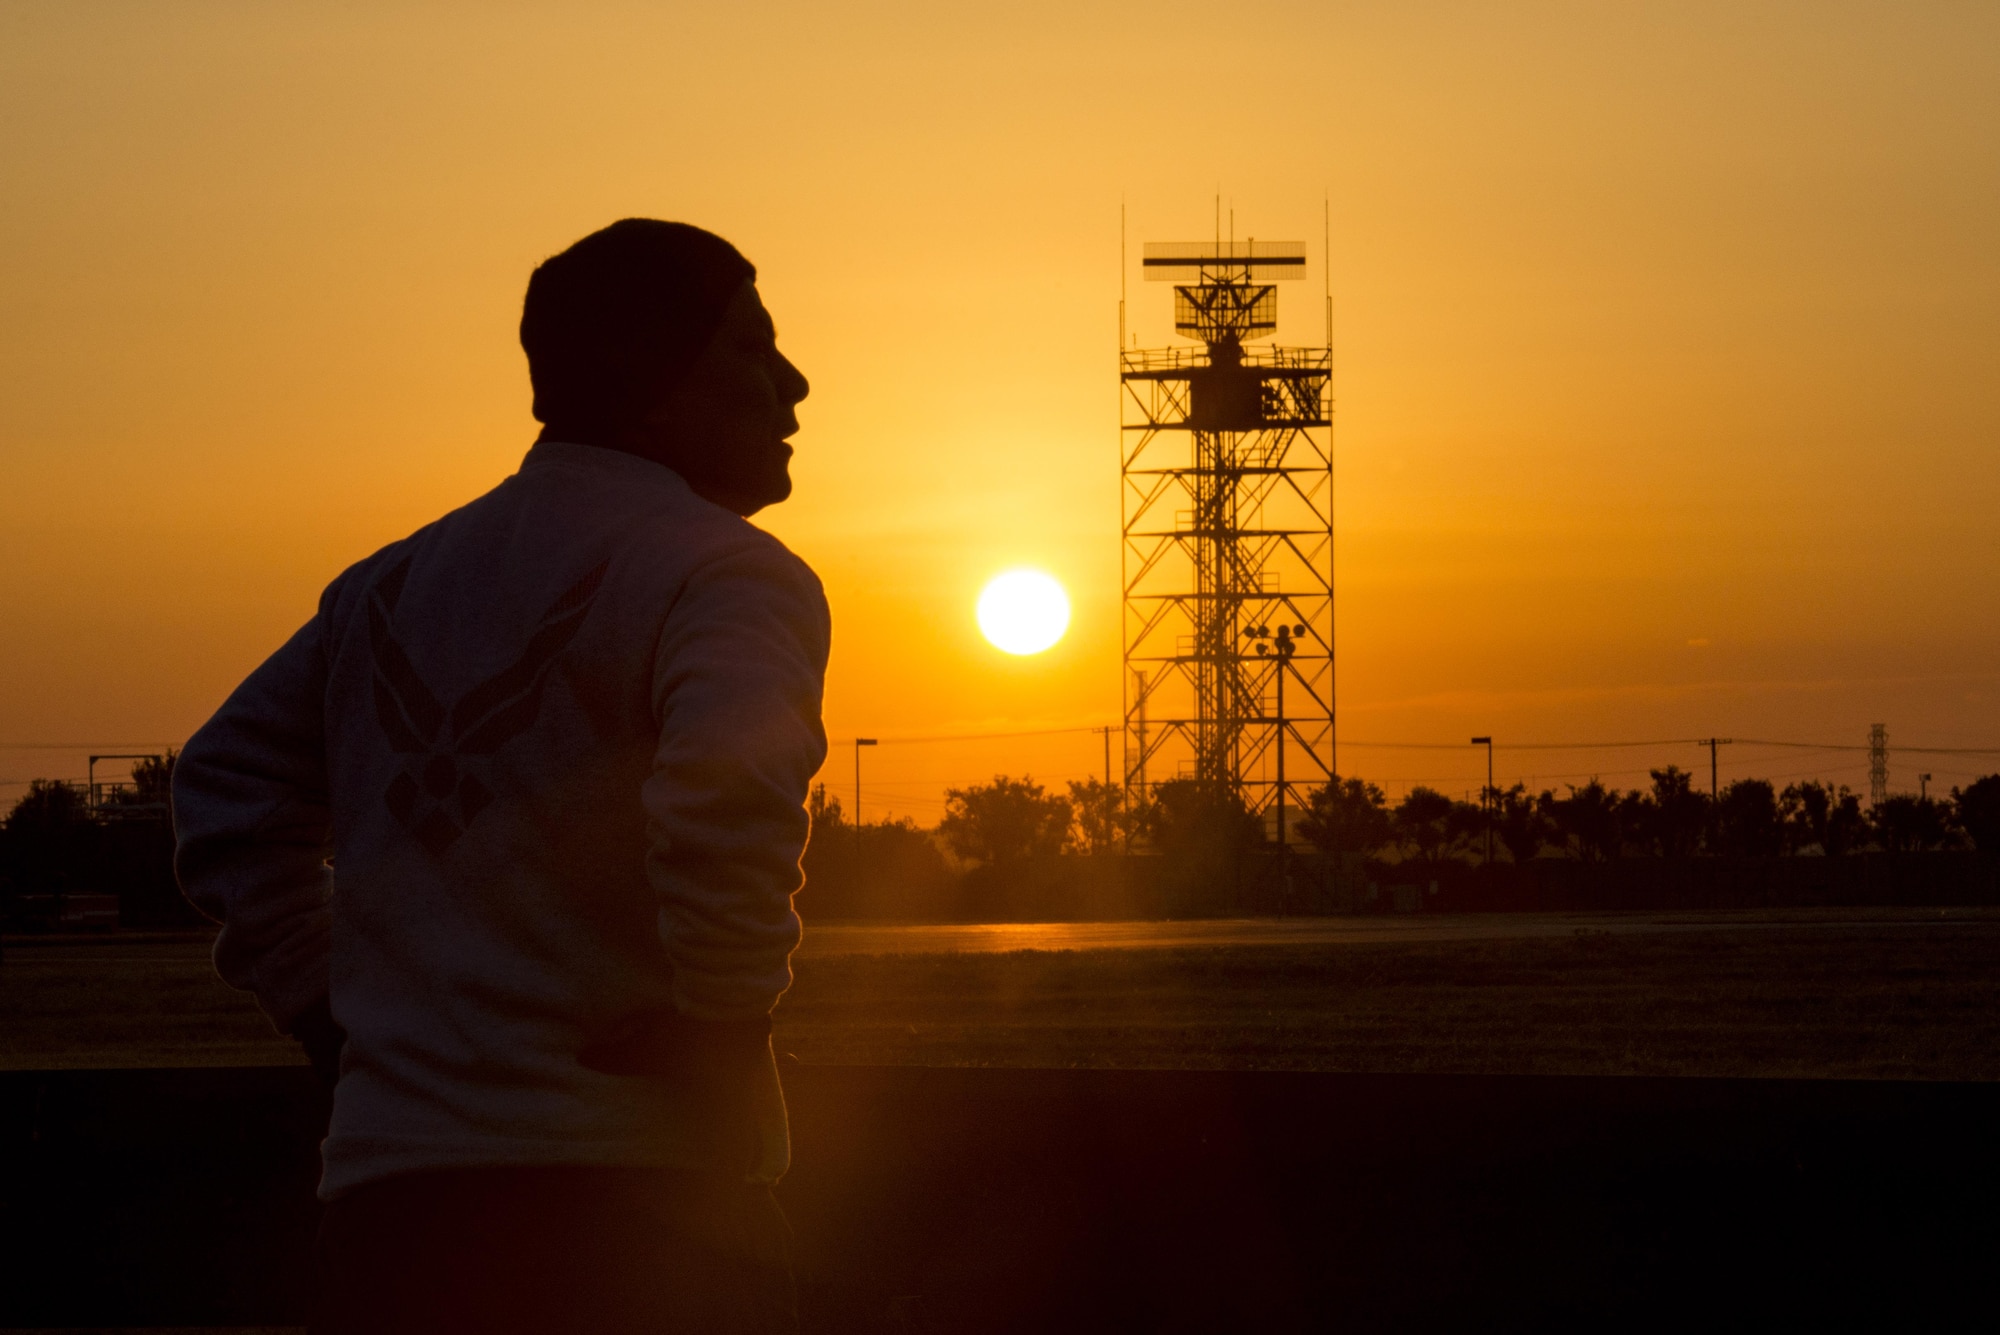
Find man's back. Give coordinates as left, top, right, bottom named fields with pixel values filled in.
left=175, top=441, right=829, bottom=1197
left=175, top=217, right=823, bottom=1333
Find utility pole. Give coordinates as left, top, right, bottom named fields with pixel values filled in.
left=1098, top=723, right=1118, bottom=854
left=1920, top=772, right=1932, bottom=801
left=853, top=738, right=877, bottom=855
left=1131, top=668, right=1149, bottom=798
left=1699, top=737, right=1732, bottom=802
left=1699, top=737, right=1731, bottom=852
left=1471, top=737, right=1493, bottom=866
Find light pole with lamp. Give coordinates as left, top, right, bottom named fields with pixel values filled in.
left=853, top=738, right=877, bottom=856
left=1246, top=623, right=1304, bottom=847
left=1470, top=736, right=1494, bottom=866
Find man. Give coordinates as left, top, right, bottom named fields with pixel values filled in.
left=173, top=219, right=826, bottom=1334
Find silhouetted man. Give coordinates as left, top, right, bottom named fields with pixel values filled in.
left=173, top=219, right=825, bottom=1334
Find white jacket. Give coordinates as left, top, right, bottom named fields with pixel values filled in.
left=173, top=441, right=830, bottom=1198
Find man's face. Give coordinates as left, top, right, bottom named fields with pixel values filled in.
left=640, top=282, right=809, bottom=517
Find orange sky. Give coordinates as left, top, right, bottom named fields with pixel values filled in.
left=3, top=2, right=1997, bottom=817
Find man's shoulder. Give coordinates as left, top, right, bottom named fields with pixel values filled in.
left=694, top=520, right=821, bottom=589
left=605, top=479, right=821, bottom=602
left=310, top=443, right=823, bottom=629
left=671, top=523, right=828, bottom=648
left=314, top=455, right=534, bottom=608
left=315, top=531, right=424, bottom=624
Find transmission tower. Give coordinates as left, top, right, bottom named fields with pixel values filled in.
left=1119, top=229, right=1333, bottom=836
left=1868, top=723, right=1888, bottom=806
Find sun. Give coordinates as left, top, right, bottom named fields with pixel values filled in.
left=977, top=569, right=1070, bottom=655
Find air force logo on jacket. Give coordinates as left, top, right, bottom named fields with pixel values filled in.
left=173, top=442, right=830, bottom=1198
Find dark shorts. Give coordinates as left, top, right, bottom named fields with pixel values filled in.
left=310, top=1164, right=796, bottom=1335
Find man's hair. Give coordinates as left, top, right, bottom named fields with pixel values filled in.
left=520, top=219, right=756, bottom=435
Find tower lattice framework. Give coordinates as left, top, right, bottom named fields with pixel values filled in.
left=1121, top=237, right=1333, bottom=835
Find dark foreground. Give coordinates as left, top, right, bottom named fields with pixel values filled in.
left=2, top=1064, right=1994, bottom=1332
left=4, top=914, right=1995, bottom=1330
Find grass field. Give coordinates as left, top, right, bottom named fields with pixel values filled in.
left=6, top=910, right=1998, bottom=1080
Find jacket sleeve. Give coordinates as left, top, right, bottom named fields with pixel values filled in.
left=645, top=539, right=830, bottom=1022
left=172, top=611, right=335, bottom=1034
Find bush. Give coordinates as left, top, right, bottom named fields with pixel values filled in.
left=1144, top=780, right=1261, bottom=911
left=1297, top=776, right=1391, bottom=855
left=798, top=784, right=954, bottom=919
left=1953, top=776, right=2000, bottom=853
left=937, top=776, right=1071, bottom=868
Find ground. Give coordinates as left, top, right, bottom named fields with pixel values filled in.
left=5, top=908, right=1997, bottom=1080
left=5, top=911, right=1995, bottom=1333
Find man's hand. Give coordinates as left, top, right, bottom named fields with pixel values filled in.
left=582, top=1009, right=774, bottom=1173
left=580, top=1008, right=771, bottom=1083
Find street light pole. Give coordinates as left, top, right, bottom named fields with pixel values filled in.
left=853, top=738, right=877, bottom=855
left=1246, top=623, right=1302, bottom=848
left=1275, top=639, right=1287, bottom=848
left=1470, top=737, right=1493, bottom=866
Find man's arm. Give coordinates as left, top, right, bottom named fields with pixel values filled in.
left=643, top=539, right=830, bottom=1023
left=172, top=614, right=336, bottom=1039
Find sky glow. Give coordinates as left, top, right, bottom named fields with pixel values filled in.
left=2, top=3, right=1996, bottom=817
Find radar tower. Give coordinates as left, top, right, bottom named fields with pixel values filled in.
left=1120, top=227, right=1334, bottom=836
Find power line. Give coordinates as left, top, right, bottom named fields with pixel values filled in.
left=851, top=723, right=1120, bottom=744
left=0, top=741, right=180, bottom=750
left=1735, top=736, right=2000, bottom=756
left=17, top=722, right=2000, bottom=757
left=1337, top=737, right=1703, bottom=752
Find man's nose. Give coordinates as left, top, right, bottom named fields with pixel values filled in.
left=778, top=352, right=809, bottom=405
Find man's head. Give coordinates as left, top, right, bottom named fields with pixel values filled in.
left=520, top=219, right=809, bottom=517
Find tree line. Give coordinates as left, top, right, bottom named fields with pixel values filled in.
left=797, top=767, right=2000, bottom=918
left=1296, top=768, right=2000, bottom=861
left=10, top=756, right=2000, bottom=926
left=811, top=767, right=2000, bottom=869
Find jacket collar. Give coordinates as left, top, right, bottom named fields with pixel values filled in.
left=518, top=439, right=695, bottom=498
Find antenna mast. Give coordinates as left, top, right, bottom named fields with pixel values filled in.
left=1324, top=192, right=1335, bottom=781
